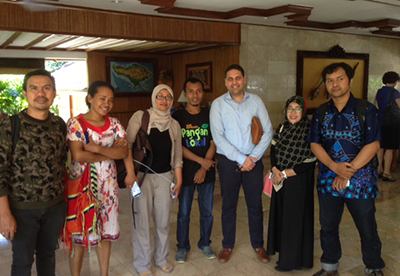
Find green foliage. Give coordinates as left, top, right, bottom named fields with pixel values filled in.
left=0, top=79, right=28, bottom=116
left=45, top=61, right=68, bottom=72
left=0, top=78, right=60, bottom=116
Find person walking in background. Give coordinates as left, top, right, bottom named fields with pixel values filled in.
left=124, top=84, right=183, bottom=276
left=266, top=95, right=316, bottom=272
left=210, top=64, right=273, bottom=264
left=308, top=62, right=385, bottom=276
left=172, top=77, right=217, bottom=263
left=64, top=81, right=128, bottom=276
left=0, top=69, right=67, bottom=276
left=376, top=71, right=400, bottom=182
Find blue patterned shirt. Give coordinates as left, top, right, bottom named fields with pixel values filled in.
left=308, top=93, right=381, bottom=199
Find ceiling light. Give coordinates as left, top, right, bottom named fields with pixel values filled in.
left=111, top=0, right=122, bottom=3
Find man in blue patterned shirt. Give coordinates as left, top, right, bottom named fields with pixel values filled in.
left=308, top=62, right=385, bottom=276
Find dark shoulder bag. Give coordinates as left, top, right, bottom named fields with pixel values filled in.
left=116, top=111, right=153, bottom=188
left=383, top=89, right=400, bottom=127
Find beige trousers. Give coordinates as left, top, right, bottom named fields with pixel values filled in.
left=131, top=171, right=173, bottom=274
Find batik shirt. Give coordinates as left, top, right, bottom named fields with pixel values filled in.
left=308, top=93, right=381, bottom=199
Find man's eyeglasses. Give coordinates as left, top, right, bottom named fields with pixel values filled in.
left=286, top=108, right=302, bottom=113
left=155, top=95, right=173, bottom=101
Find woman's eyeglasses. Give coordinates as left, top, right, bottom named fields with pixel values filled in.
left=155, top=95, right=173, bottom=101
left=286, top=108, right=302, bottom=113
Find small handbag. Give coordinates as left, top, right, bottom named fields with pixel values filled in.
left=263, top=171, right=273, bottom=197
left=116, top=110, right=153, bottom=188
left=251, top=116, right=263, bottom=145
left=263, top=170, right=285, bottom=197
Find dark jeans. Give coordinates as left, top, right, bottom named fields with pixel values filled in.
left=176, top=182, right=215, bottom=251
left=10, top=201, right=67, bottom=276
left=318, top=193, right=385, bottom=271
left=217, top=154, right=264, bottom=249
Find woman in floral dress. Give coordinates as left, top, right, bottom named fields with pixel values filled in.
left=64, top=81, right=128, bottom=276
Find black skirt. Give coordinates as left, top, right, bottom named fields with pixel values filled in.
left=381, top=125, right=400, bottom=149
left=266, top=164, right=315, bottom=271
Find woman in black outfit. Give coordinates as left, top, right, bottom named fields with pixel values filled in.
left=266, top=95, right=316, bottom=272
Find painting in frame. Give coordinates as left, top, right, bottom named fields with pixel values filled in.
left=106, top=57, right=157, bottom=96
left=296, top=47, right=369, bottom=114
left=186, top=62, right=213, bottom=92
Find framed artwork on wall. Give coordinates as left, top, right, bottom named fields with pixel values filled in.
left=186, top=62, right=213, bottom=92
left=296, top=46, right=369, bottom=114
left=106, top=57, right=157, bottom=96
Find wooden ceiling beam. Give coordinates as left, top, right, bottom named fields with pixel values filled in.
left=106, top=41, right=150, bottom=51
left=365, top=19, right=400, bottom=28
left=23, top=34, right=52, bottom=49
left=66, top=37, right=106, bottom=51
left=139, top=0, right=175, bottom=7
left=287, top=18, right=400, bottom=37
left=84, top=39, right=127, bottom=52
left=372, top=30, right=400, bottom=37
left=285, top=20, right=332, bottom=30
left=330, top=21, right=366, bottom=29
left=156, top=6, right=227, bottom=20
left=285, top=14, right=310, bottom=21
left=0, top=31, right=22, bottom=49
left=154, top=4, right=313, bottom=21
left=226, top=8, right=266, bottom=19
left=45, top=35, right=77, bottom=50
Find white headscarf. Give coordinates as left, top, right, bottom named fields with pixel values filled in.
left=147, top=84, right=174, bottom=133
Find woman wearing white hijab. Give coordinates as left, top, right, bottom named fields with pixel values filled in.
left=124, top=84, right=183, bottom=276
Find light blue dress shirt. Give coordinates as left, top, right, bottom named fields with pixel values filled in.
left=210, top=91, right=273, bottom=165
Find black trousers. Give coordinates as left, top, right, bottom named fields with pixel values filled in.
left=217, top=154, right=264, bottom=249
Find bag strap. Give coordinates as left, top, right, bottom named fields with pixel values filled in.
left=318, top=102, right=329, bottom=126
left=141, top=110, right=150, bottom=133
left=10, top=114, right=20, bottom=154
left=390, top=88, right=396, bottom=103
left=76, top=115, right=89, bottom=143
left=135, top=110, right=150, bottom=150
left=356, top=99, right=367, bottom=133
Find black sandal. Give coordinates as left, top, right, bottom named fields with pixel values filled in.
left=378, top=171, right=383, bottom=178
left=382, top=173, right=396, bottom=182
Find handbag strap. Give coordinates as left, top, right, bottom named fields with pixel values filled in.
left=141, top=110, right=150, bottom=134
left=390, top=88, right=396, bottom=103
left=77, top=115, right=89, bottom=143
left=133, top=110, right=150, bottom=152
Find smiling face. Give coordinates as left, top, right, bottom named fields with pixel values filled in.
left=286, top=102, right=303, bottom=124
left=155, top=89, right=173, bottom=111
left=325, top=67, right=353, bottom=99
left=87, top=86, right=114, bottom=116
left=23, top=75, right=56, bottom=114
left=185, top=81, right=204, bottom=107
left=225, top=69, right=246, bottom=97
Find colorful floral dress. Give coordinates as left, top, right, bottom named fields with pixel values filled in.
left=66, top=114, right=126, bottom=247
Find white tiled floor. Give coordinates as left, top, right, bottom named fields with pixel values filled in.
left=1, top=156, right=399, bottom=275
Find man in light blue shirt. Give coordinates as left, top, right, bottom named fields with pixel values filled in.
left=210, top=64, right=273, bottom=264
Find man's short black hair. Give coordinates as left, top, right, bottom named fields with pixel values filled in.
left=382, top=71, right=400, bottom=84
left=183, top=77, right=204, bottom=92
left=225, top=64, right=245, bottom=78
left=23, top=69, right=56, bottom=91
left=322, top=62, right=354, bottom=83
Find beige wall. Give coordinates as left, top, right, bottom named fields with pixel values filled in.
left=240, top=24, right=400, bottom=128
